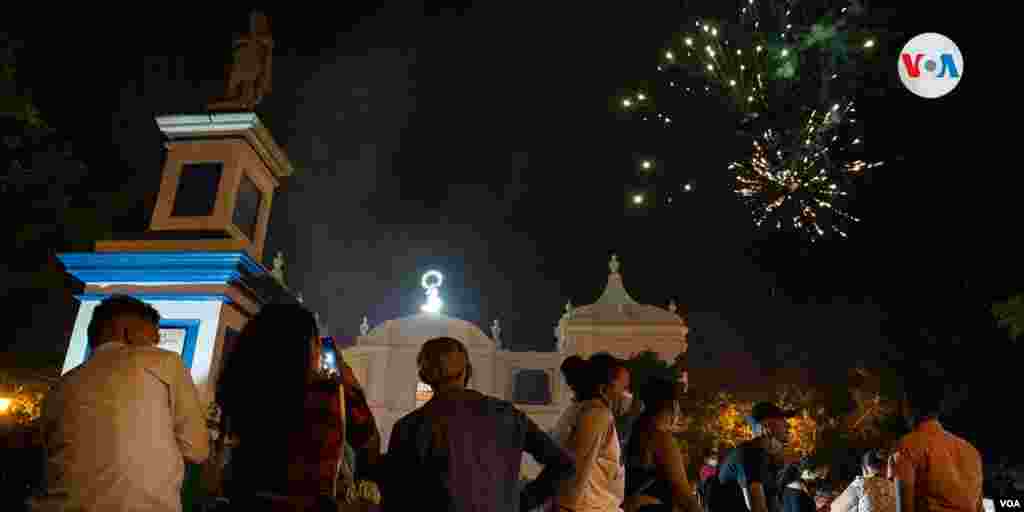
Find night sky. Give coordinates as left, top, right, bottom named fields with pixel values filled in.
left=7, top=3, right=1015, bottom=452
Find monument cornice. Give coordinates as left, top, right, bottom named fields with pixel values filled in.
left=156, top=112, right=294, bottom=180
left=58, top=251, right=264, bottom=284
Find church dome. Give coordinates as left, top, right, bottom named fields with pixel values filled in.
left=362, top=312, right=496, bottom=351
left=565, top=254, right=685, bottom=326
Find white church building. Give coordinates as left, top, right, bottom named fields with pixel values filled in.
left=342, top=254, right=689, bottom=475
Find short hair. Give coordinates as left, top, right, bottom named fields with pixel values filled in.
left=903, top=370, right=945, bottom=418
left=87, top=295, right=161, bottom=347
left=418, top=337, right=473, bottom=388
left=862, top=448, right=886, bottom=470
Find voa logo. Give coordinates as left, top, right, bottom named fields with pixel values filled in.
left=1001, top=499, right=1022, bottom=508
left=898, top=32, right=963, bottom=98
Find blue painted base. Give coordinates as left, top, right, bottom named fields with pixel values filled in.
left=57, top=250, right=299, bottom=307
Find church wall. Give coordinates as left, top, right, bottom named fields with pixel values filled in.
left=563, top=324, right=688, bottom=363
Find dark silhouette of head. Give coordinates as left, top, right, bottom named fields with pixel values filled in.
left=417, top=337, right=473, bottom=391
left=87, top=294, right=161, bottom=348
left=216, top=303, right=319, bottom=438
left=562, top=354, right=621, bottom=402
left=862, top=448, right=886, bottom=475
left=902, top=369, right=945, bottom=428
left=560, top=355, right=587, bottom=400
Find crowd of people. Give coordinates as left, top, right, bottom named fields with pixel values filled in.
left=22, top=295, right=990, bottom=512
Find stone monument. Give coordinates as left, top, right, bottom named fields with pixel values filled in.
left=57, top=10, right=297, bottom=403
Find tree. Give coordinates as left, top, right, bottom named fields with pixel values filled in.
left=992, top=294, right=1024, bottom=342
left=2, top=35, right=136, bottom=375
left=0, top=371, right=50, bottom=426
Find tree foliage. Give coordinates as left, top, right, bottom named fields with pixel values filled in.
left=0, top=372, right=50, bottom=426
left=3, top=35, right=143, bottom=294
left=993, top=294, right=1024, bottom=342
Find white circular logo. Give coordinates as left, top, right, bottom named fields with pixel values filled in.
left=421, top=270, right=443, bottom=290
left=898, top=33, right=963, bottom=98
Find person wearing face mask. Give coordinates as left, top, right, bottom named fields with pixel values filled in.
left=708, top=402, right=796, bottom=512
left=556, top=356, right=628, bottom=512
left=622, top=377, right=701, bottom=512
left=588, top=353, right=644, bottom=454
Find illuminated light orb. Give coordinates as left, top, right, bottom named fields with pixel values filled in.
left=0, top=397, right=10, bottom=413
left=665, top=51, right=674, bottom=60
left=684, top=184, right=693, bottom=192
left=637, top=93, right=646, bottom=100
left=864, top=39, right=875, bottom=48
left=622, top=98, right=633, bottom=107
left=642, top=160, right=653, bottom=169
left=420, top=270, right=444, bottom=313
left=632, top=194, right=645, bottom=205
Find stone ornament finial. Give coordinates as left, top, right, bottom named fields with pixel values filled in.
left=360, top=316, right=370, bottom=336
left=609, top=254, right=620, bottom=274
left=491, top=319, right=502, bottom=349
left=565, top=300, right=573, bottom=317
left=271, top=251, right=286, bottom=285
left=668, top=299, right=677, bottom=313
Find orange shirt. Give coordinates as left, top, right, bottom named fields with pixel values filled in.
left=891, top=419, right=983, bottom=512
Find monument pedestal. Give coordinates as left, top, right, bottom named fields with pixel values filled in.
left=57, top=112, right=295, bottom=406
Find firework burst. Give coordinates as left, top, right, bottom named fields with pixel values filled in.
left=731, top=101, right=882, bottom=241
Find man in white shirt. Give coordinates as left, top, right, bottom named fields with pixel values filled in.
left=29, top=295, right=210, bottom=512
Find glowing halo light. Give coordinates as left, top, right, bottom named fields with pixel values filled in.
left=420, top=270, right=444, bottom=313
left=0, top=397, right=11, bottom=414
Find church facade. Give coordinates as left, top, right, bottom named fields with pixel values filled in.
left=341, top=254, right=689, bottom=475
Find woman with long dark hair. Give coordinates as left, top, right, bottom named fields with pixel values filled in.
left=216, top=303, right=346, bottom=511
left=622, top=376, right=700, bottom=512
left=555, top=356, right=628, bottom=512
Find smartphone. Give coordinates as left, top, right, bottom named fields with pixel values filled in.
left=321, top=336, right=339, bottom=375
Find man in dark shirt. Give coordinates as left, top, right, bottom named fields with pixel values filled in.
left=381, top=337, right=575, bottom=512
left=710, top=402, right=795, bottom=512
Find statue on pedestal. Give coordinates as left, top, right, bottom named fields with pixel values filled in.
left=208, top=11, right=274, bottom=111
left=564, top=300, right=573, bottom=317
left=360, top=316, right=370, bottom=337
left=668, top=299, right=677, bottom=314
left=609, top=254, right=620, bottom=274
left=271, top=251, right=286, bottom=286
